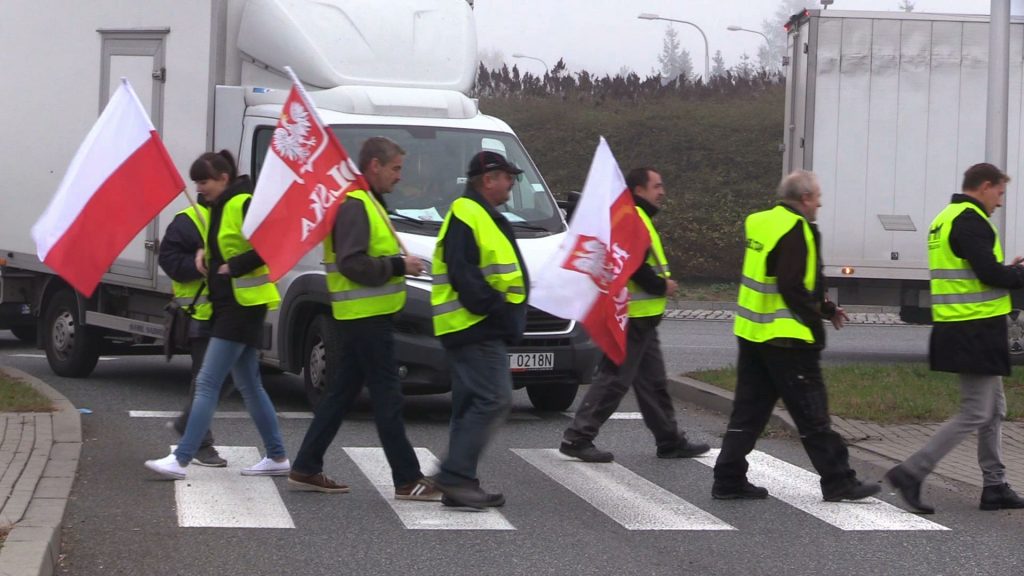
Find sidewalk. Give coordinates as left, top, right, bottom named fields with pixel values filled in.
left=0, top=366, right=81, bottom=576
left=668, top=375, right=1024, bottom=492
left=665, top=301, right=906, bottom=325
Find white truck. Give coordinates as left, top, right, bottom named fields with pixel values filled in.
left=0, top=0, right=599, bottom=410
left=783, top=9, right=1024, bottom=328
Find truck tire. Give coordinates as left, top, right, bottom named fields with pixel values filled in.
left=527, top=382, right=579, bottom=412
left=10, top=325, right=36, bottom=343
left=43, top=290, right=100, bottom=377
left=303, top=314, right=339, bottom=408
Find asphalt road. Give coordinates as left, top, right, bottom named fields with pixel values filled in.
left=2, top=326, right=1022, bottom=576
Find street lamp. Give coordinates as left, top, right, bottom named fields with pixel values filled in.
left=726, top=25, right=770, bottom=44
left=638, top=12, right=709, bottom=83
left=511, top=53, right=549, bottom=74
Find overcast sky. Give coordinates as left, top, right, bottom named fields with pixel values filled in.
left=474, top=0, right=1024, bottom=77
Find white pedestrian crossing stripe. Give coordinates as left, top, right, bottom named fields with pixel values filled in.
left=344, top=447, right=514, bottom=530
left=172, top=446, right=294, bottom=529
left=694, top=450, right=948, bottom=531
left=513, top=448, right=735, bottom=530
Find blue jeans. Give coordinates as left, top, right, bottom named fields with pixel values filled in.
left=174, top=337, right=286, bottom=465
left=438, top=340, right=512, bottom=484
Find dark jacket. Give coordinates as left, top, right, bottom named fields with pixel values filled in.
left=158, top=207, right=205, bottom=284
left=629, top=194, right=668, bottom=331
left=206, top=175, right=269, bottom=347
left=438, top=187, right=530, bottom=349
left=331, top=188, right=406, bottom=287
left=765, top=203, right=837, bottom=350
left=929, top=194, right=1024, bottom=375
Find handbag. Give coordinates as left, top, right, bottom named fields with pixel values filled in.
left=163, top=282, right=204, bottom=360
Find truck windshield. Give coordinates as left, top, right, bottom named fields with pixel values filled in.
left=330, top=126, right=564, bottom=237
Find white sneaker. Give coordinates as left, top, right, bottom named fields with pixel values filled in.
left=145, top=454, right=187, bottom=480
left=241, top=457, right=291, bottom=476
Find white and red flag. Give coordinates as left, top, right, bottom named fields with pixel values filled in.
left=31, top=79, right=184, bottom=297
left=530, top=137, right=651, bottom=365
left=243, top=70, right=367, bottom=280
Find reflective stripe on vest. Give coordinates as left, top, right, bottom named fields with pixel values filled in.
left=431, top=197, right=526, bottom=336
left=928, top=202, right=1011, bottom=322
left=322, top=190, right=406, bottom=320
left=171, top=206, right=213, bottom=321
left=627, top=207, right=670, bottom=318
left=734, top=205, right=817, bottom=344
left=213, top=193, right=281, bottom=310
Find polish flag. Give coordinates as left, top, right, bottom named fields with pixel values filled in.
left=31, top=79, right=184, bottom=298
left=243, top=73, right=367, bottom=280
left=530, top=137, right=651, bottom=364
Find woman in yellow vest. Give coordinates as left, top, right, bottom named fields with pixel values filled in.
left=146, top=150, right=288, bottom=480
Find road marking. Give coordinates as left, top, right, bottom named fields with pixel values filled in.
left=560, top=412, right=643, bottom=420
left=9, top=353, right=117, bottom=360
left=172, top=445, right=294, bottom=529
left=131, top=410, right=315, bottom=419
left=513, top=448, right=734, bottom=531
left=695, top=450, right=948, bottom=531
left=344, top=447, right=514, bottom=530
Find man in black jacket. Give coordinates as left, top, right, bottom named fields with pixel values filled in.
left=560, top=167, right=709, bottom=463
left=887, top=163, right=1024, bottom=514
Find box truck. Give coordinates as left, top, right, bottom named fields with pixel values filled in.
left=783, top=8, right=1024, bottom=342
left=0, top=0, right=599, bottom=410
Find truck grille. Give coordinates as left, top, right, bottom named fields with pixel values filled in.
left=525, top=306, right=571, bottom=333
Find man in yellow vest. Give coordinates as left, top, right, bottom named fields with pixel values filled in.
left=560, top=167, right=710, bottom=463
left=288, top=137, right=440, bottom=501
left=429, top=151, right=528, bottom=509
left=158, top=201, right=228, bottom=467
left=713, top=170, right=879, bottom=502
left=887, top=163, right=1024, bottom=514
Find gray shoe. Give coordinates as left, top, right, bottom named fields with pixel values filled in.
left=193, top=445, right=227, bottom=467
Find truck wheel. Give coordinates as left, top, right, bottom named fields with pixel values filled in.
left=43, top=290, right=100, bottom=377
left=303, top=314, right=339, bottom=408
left=527, top=382, right=579, bottom=412
left=10, top=325, right=36, bottom=343
left=1009, top=309, right=1024, bottom=355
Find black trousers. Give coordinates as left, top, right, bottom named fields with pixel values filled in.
left=563, top=319, right=682, bottom=450
left=713, top=338, right=855, bottom=495
left=292, top=315, right=421, bottom=486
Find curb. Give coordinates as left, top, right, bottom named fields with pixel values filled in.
left=0, top=366, right=81, bottom=576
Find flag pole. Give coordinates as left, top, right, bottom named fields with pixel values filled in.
left=181, top=187, right=206, bottom=229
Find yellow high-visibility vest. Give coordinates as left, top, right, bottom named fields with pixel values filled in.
left=211, top=193, right=280, bottom=310
left=627, top=207, right=670, bottom=318
left=171, top=205, right=212, bottom=321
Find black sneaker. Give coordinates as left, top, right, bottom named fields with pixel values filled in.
left=433, top=478, right=505, bottom=509
left=823, top=479, right=881, bottom=502
left=657, top=440, right=711, bottom=459
left=559, top=441, right=614, bottom=463
left=980, top=483, right=1024, bottom=511
left=712, top=481, right=770, bottom=500
left=885, top=465, right=934, bottom=514
left=441, top=491, right=505, bottom=508
left=192, top=445, right=227, bottom=467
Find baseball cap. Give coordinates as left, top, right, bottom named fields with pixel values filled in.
left=467, top=151, right=524, bottom=177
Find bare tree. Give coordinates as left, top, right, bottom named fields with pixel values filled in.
left=478, top=47, right=506, bottom=72
left=657, top=25, right=693, bottom=83
left=898, top=0, right=915, bottom=11
left=760, top=0, right=813, bottom=72
left=711, top=50, right=727, bottom=78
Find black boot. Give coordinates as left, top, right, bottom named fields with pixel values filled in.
left=980, top=483, right=1024, bottom=511
left=712, top=480, right=769, bottom=500
left=559, top=440, right=614, bottom=463
left=885, top=465, right=934, bottom=514
left=823, top=479, right=881, bottom=502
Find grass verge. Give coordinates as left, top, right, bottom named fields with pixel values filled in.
left=0, top=371, right=53, bottom=412
left=685, top=363, right=1024, bottom=424
left=674, top=280, right=738, bottom=302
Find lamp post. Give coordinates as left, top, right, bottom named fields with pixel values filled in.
left=638, top=12, right=709, bottom=83
left=726, top=25, right=769, bottom=44
left=511, top=53, right=549, bottom=74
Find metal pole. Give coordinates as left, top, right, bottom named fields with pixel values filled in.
left=987, top=0, right=1010, bottom=234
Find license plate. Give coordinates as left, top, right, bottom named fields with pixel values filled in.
left=508, top=352, right=554, bottom=372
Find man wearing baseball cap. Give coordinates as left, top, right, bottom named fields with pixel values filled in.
left=429, top=150, right=528, bottom=508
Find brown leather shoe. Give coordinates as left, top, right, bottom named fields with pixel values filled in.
left=287, top=471, right=350, bottom=494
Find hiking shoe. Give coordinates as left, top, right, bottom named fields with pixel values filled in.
left=980, top=483, right=1024, bottom=511
left=241, top=456, right=291, bottom=476
left=559, top=441, right=614, bottom=463
left=712, top=481, right=769, bottom=500
left=288, top=471, right=350, bottom=493
left=145, top=454, right=188, bottom=480
left=657, top=439, right=711, bottom=459
left=885, top=465, right=934, bottom=514
left=396, top=478, right=443, bottom=501
left=823, top=479, right=881, bottom=502
left=192, top=445, right=227, bottom=467
left=432, top=477, right=504, bottom=509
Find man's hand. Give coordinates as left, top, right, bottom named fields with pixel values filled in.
left=665, top=279, right=679, bottom=298
left=194, top=249, right=207, bottom=276
left=404, top=255, right=426, bottom=276
left=830, top=306, right=849, bottom=330
left=1012, top=255, right=1024, bottom=266
left=217, top=263, right=230, bottom=275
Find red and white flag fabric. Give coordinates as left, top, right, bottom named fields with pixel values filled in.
left=243, top=72, right=368, bottom=280
left=530, top=137, right=651, bottom=365
left=31, top=79, right=184, bottom=298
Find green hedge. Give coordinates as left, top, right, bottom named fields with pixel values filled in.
left=480, top=86, right=785, bottom=280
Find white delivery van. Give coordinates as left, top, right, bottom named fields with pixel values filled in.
left=0, top=0, right=599, bottom=410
